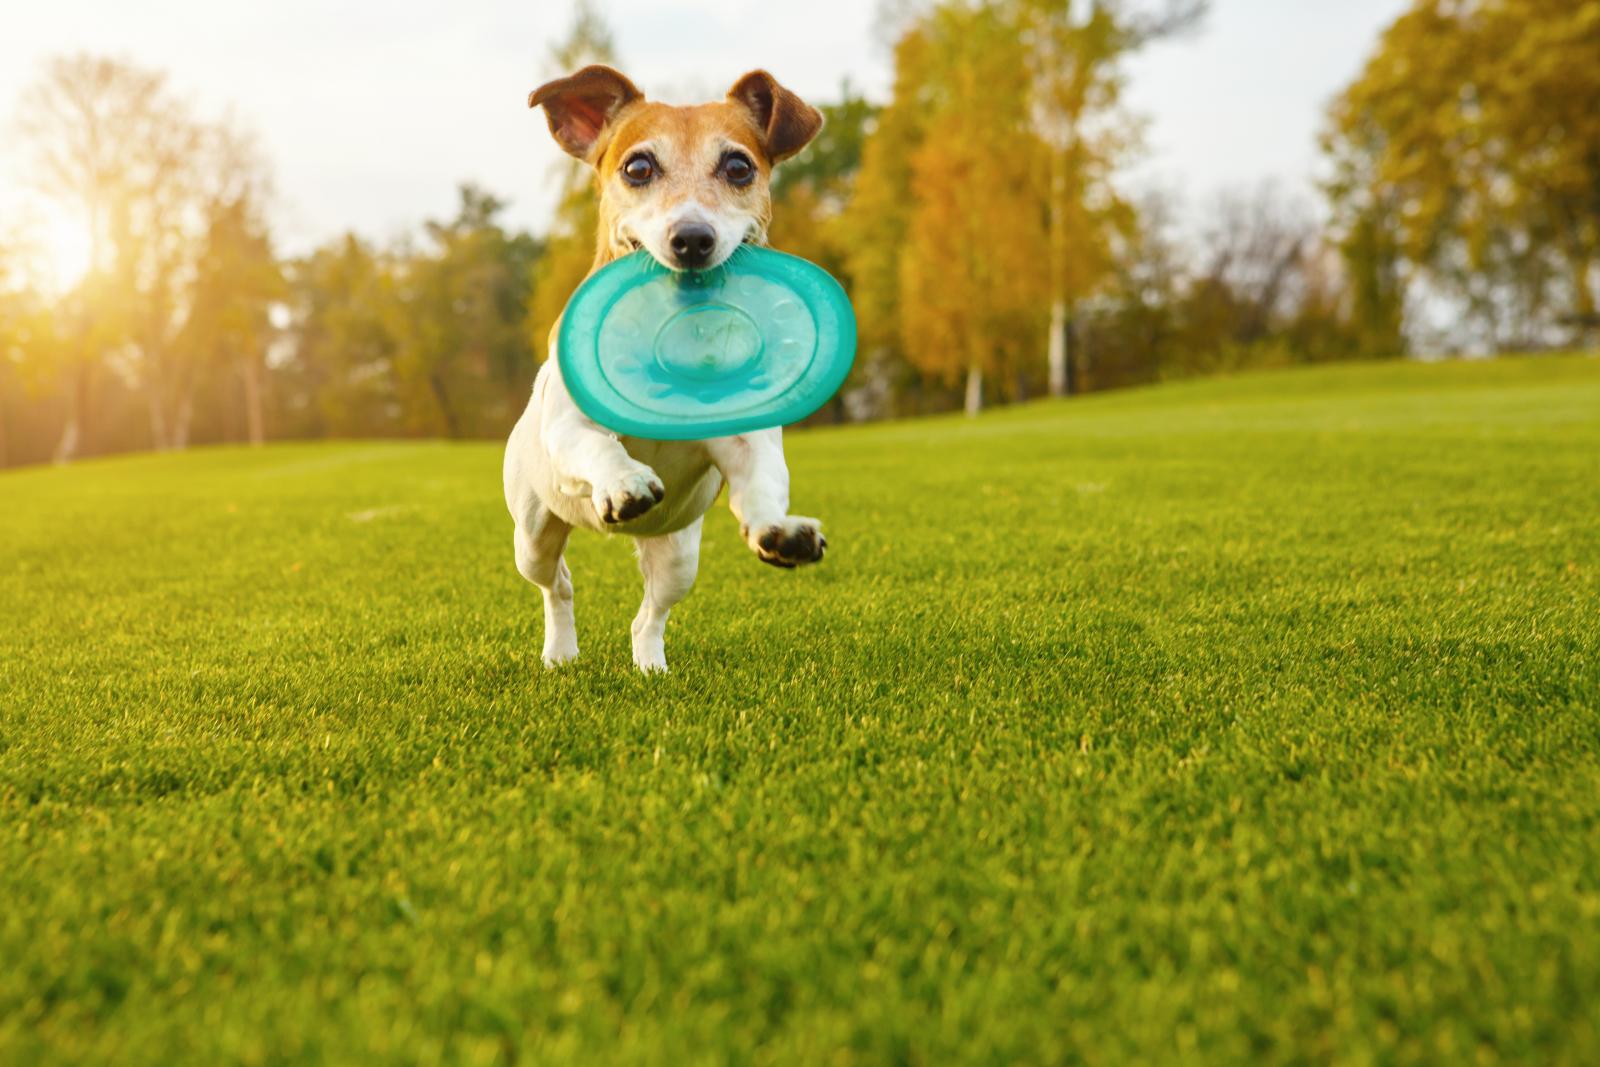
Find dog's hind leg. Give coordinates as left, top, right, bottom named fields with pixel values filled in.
left=631, top=517, right=703, bottom=673
left=513, top=502, right=577, bottom=667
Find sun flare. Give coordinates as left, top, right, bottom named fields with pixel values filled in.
left=41, top=208, right=95, bottom=294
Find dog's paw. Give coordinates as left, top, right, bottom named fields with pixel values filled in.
left=744, top=516, right=826, bottom=569
left=593, top=468, right=665, bottom=525
left=632, top=647, right=669, bottom=674
left=542, top=636, right=579, bottom=668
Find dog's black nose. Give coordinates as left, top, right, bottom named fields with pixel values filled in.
left=668, top=223, right=717, bottom=269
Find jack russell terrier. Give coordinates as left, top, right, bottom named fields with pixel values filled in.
left=504, top=66, right=826, bottom=673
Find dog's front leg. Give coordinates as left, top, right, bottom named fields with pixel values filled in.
left=706, top=430, right=826, bottom=568
left=541, top=405, right=664, bottom=525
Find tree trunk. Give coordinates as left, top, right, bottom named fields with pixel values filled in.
left=1053, top=308, right=1081, bottom=396
left=429, top=373, right=461, bottom=438
left=1573, top=253, right=1597, bottom=350
left=1071, top=312, right=1084, bottom=393
left=1046, top=130, right=1072, bottom=398
left=172, top=391, right=194, bottom=450
left=54, top=419, right=80, bottom=465
left=1048, top=300, right=1069, bottom=396
left=55, top=365, right=91, bottom=464
left=148, top=391, right=170, bottom=451
left=243, top=352, right=266, bottom=446
left=964, top=364, right=983, bottom=417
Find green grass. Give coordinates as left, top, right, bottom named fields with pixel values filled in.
left=3, top=355, right=1599, bottom=1065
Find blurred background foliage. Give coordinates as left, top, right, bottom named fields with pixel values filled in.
left=1, top=0, right=1596, bottom=466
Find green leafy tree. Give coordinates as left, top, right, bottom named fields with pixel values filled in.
left=178, top=129, right=284, bottom=446
left=283, top=235, right=402, bottom=437
left=390, top=186, right=541, bottom=437
left=180, top=195, right=283, bottom=445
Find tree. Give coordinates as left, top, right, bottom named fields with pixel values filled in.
left=1324, top=0, right=1600, bottom=352
left=0, top=230, right=51, bottom=467
left=769, top=87, right=879, bottom=279
left=838, top=26, right=935, bottom=414
left=1010, top=0, right=1205, bottom=395
left=768, top=87, right=881, bottom=420
left=1187, top=185, right=1315, bottom=356
left=390, top=186, right=541, bottom=437
left=1075, top=182, right=1372, bottom=387
left=180, top=184, right=284, bottom=446
left=12, top=55, right=275, bottom=455
left=279, top=187, right=540, bottom=444
left=848, top=1, right=1204, bottom=413
left=158, top=122, right=285, bottom=447
left=896, top=3, right=1051, bottom=415
left=1073, top=187, right=1184, bottom=390
left=526, top=0, right=619, bottom=365
left=280, top=235, right=399, bottom=437
left=14, top=55, right=169, bottom=459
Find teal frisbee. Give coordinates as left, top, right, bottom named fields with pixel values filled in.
left=558, top=245, right=857, bottom=440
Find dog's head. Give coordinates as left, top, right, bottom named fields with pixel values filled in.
left=529, top=66, right=822, bottom=272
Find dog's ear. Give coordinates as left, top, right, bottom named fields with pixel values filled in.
left=528, top=65, right=644, bottom=162
left=727, top=70, right=823, bottom=165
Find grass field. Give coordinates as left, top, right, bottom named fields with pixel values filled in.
left=3, top=356, right=1599, bottom=1065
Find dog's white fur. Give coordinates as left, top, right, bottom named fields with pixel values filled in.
left=503, top=67, right=826, bottom=672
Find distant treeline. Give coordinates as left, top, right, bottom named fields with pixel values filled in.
left=2, top=0, right=1596, bottom=467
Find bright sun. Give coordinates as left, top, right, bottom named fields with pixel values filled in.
left=41, top=207, right=95, bottom=294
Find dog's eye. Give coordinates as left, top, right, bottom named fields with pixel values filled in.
left=622, top=154, right=655, bottom=186
left=719, top=153, right=756, bottom=187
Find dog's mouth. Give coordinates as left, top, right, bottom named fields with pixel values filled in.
left=616, top=223, right=763, bottom=272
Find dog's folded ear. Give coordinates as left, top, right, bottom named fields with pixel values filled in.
left=529, top=65, right=644, bottom=161
left=727, top=71, right=823, bottom=165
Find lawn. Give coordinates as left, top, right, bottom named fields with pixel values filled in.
left=2, top=355, right=1598, bottom=1065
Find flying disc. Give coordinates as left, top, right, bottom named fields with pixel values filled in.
left=558, top=245, right=857, bottom=440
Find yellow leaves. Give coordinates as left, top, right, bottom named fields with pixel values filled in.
left=839, top=30, right=933, bottom=356
left=1326, top=0, right=1600, bottom=332
left=851, top=1, right=1138, bottom=397
left=837, top=1, right=1152, bottom=403
left=897, top=10, right=1050, bottom=386
left=527, top=175, right=600, bottom=365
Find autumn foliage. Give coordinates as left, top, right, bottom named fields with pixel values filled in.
left=2, top=0, right=1596, bottom=466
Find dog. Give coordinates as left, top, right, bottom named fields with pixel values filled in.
left=504, top=66, right=827, bottom=673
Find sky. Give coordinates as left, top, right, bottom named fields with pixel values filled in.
left=0, top=0, right=1411, bottom=256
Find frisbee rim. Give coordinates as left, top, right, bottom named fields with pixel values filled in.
left=557, top=247, right=857, bottom=442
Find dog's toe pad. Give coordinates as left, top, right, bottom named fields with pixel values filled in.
left=751, top=517, right=825, bottom=567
